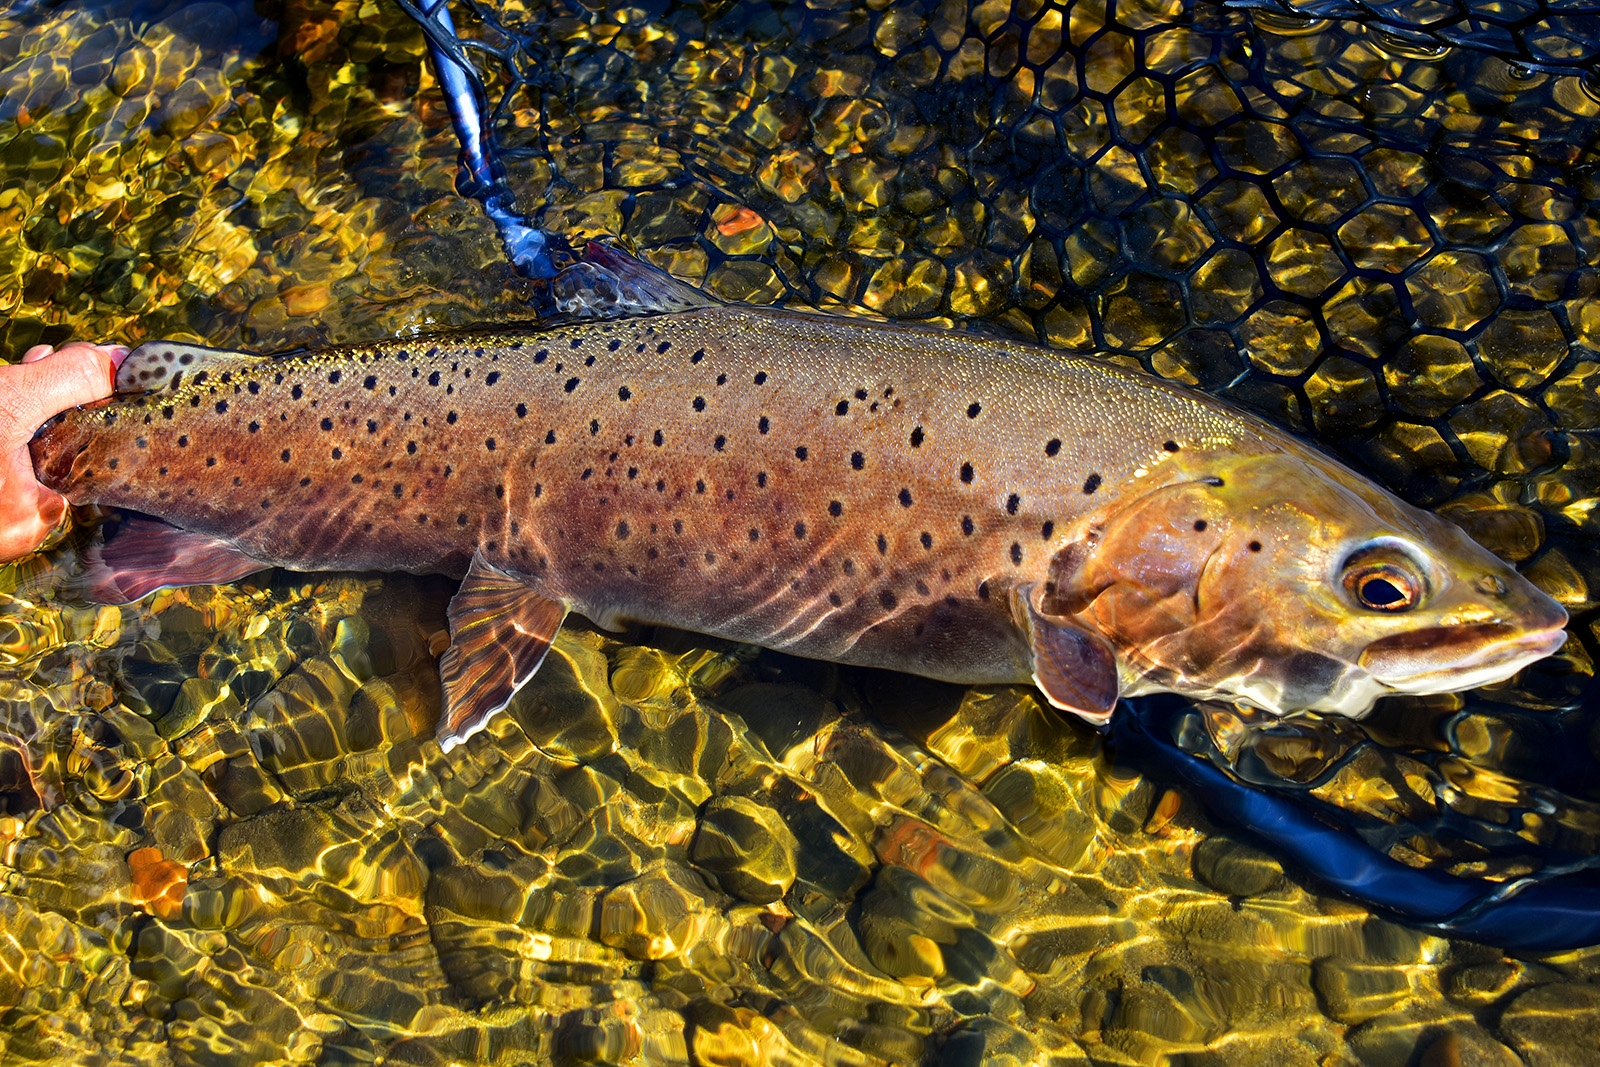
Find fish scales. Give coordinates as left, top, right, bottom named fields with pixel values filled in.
left=31, top=301, right=1568, bottom=745
left=39, top=306, right=1245, bottom=672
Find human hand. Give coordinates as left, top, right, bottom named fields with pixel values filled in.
left=0, top=341, right=126, bottom=563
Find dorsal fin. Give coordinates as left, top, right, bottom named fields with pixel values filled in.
left=114, top=341, right=263, bottom=396
left=549, top=242, right=719, bottom=320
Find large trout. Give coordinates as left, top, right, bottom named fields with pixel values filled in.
left=30, top=275, right=1568, bottom=749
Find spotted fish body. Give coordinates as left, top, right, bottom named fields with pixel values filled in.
left=31, top=299, right=1567, bottom=747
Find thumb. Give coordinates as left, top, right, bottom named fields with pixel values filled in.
left=0, top=344, right=122, bottom=442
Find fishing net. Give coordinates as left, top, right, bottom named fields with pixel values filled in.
left=409, top=0, right=1600, bottom=871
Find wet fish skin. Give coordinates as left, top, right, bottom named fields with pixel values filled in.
left=30, top=303, right=1567, bottom=746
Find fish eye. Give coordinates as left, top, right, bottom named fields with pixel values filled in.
left=1341, top=545, right=1425, bottom=613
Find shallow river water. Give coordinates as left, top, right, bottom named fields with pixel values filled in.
left=2, top=0, right=1599, bottom=1063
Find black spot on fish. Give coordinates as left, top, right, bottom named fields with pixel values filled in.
left=393, top=485, right=403, bottom=497
left=796, top=446, right=809, bottom=461
left=696, top=480, right=706, bottom=494
left=616, top=521, right=630, bottom=539
left=759, top=416, right=770, bottom=434
left=366, top=419, right=378, bottom=433
left=1042, top=521, right=1055, bottom=539
left=652, top=429, right=665, bottom=447
left=855, top=388, right=868, bottom=401
left=961, top=515, right=974, bottom=536
left=1193, top=519, right=1207, bottom=531
left=331, top=448, right=342, bottom=460
left=877, top=534, right=888, bottom=555
left=417, top=514, right=429, bottom=525
left=880, top=589, right=898, bottom=610
left=1010, top=542, right=1023, bottom=565
left=757, top=471, right=767, bottom=488
left=835, top=400, right=849, bottom=416
left=300, top=476, right=312, bottom=487
left=280, top=449, right=290, bottom=461
left=407, top=441, right=417, bottom=454
left=843, top=559, right=856, bottom=576
left=717, top=373, right=727, bottom=386
left=215, top=400, right=228, bottom=414
left=162, top=405, right=174, bottom=419
left=328, top=370, right=341, bottom=384
left=920, top=531, right=932, bottom=549
left=582, top=468, right=593, bottom=480
left=584, top=355, right=595, bottom=367
left=571, top=338, right=583, bottom=350
left=753, top=371, right=767, bottom=385
left=693, top=396, right=706, bottom=412
left=899, top=488, right=913, bottom=508
left=135, top=436, right=147, bottom=448
left=352, top=474, right=363, bottom=484
left=674, top=520, right=684, bottom=534
left=608, top=339, right=621, bottom=352
left=290, top=384, right=303, bottom=401
left=749, top=528, right=760, bottom=541
left=320, top=418, right=333, bottom=431
left=829, top=592, right=843, bottom=607
left=363, top=375, right=377, bottom=390
left=247, top=422, right=259, bottom=433
left=910, top=426, right=924, bottom=447
left=247, top=382, right=260, bottom=395
left=829, top=501, right=843, bottom=517
left=486, top=371, right=500, bottom=385
left=960, top=462, right=973, bottom=483
left=1006, top=493, right=1020, bottom=514
left=447, top=411, right=458, bottom=424
left=966, top=402, right=981, bottom=418
left=486, top=438, right=497, bottom=450
left=715, top=435, right=726, bottom=451
left=618, top=386, right=631, bottom=401
left=794, top=521, right=807, bottom=539
left=658, top=341, right=671, bottom=354
left=565, top=378, right=580, bottom=393
left=496, top=484, right=505, bottom=497
left=177, top=435, right=189, bottom=448
left=1083, top=473, right=1101, bottom=494
left=589, top=419, right=599, bottom=436
left=1045, top=439, right=1061, bottom=456
left=1249, top=540, right=1262, bottom=552
left=1164, top=440, right=1180, bottom=452
left=534, top=484, right=542, bottom=498
left=851, top=451, right=864, bottom=470
left=517, top=403, right=528, bottom=418
left=534, top=349, right=548, bottom=363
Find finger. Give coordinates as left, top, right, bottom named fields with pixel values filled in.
left=0, top=344, right=122, bottom=435
left=21, top=345, right=52, bottom=364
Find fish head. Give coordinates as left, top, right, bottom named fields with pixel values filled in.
left=1048, top=451, right=1568, bottom=717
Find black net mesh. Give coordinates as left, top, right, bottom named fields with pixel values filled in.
left=422, top=0, right=1600, bottom=867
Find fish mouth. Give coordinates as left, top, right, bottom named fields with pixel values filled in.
left=1360, top=622, right=1569, bottom=693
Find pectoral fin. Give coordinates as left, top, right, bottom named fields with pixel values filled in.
left=1024, top=598, right=1120, bottom=725
left=437, top=552, right=568, bottom=752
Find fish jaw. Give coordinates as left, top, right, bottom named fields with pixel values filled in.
left=1359, top=619, right=1569, bottom=698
